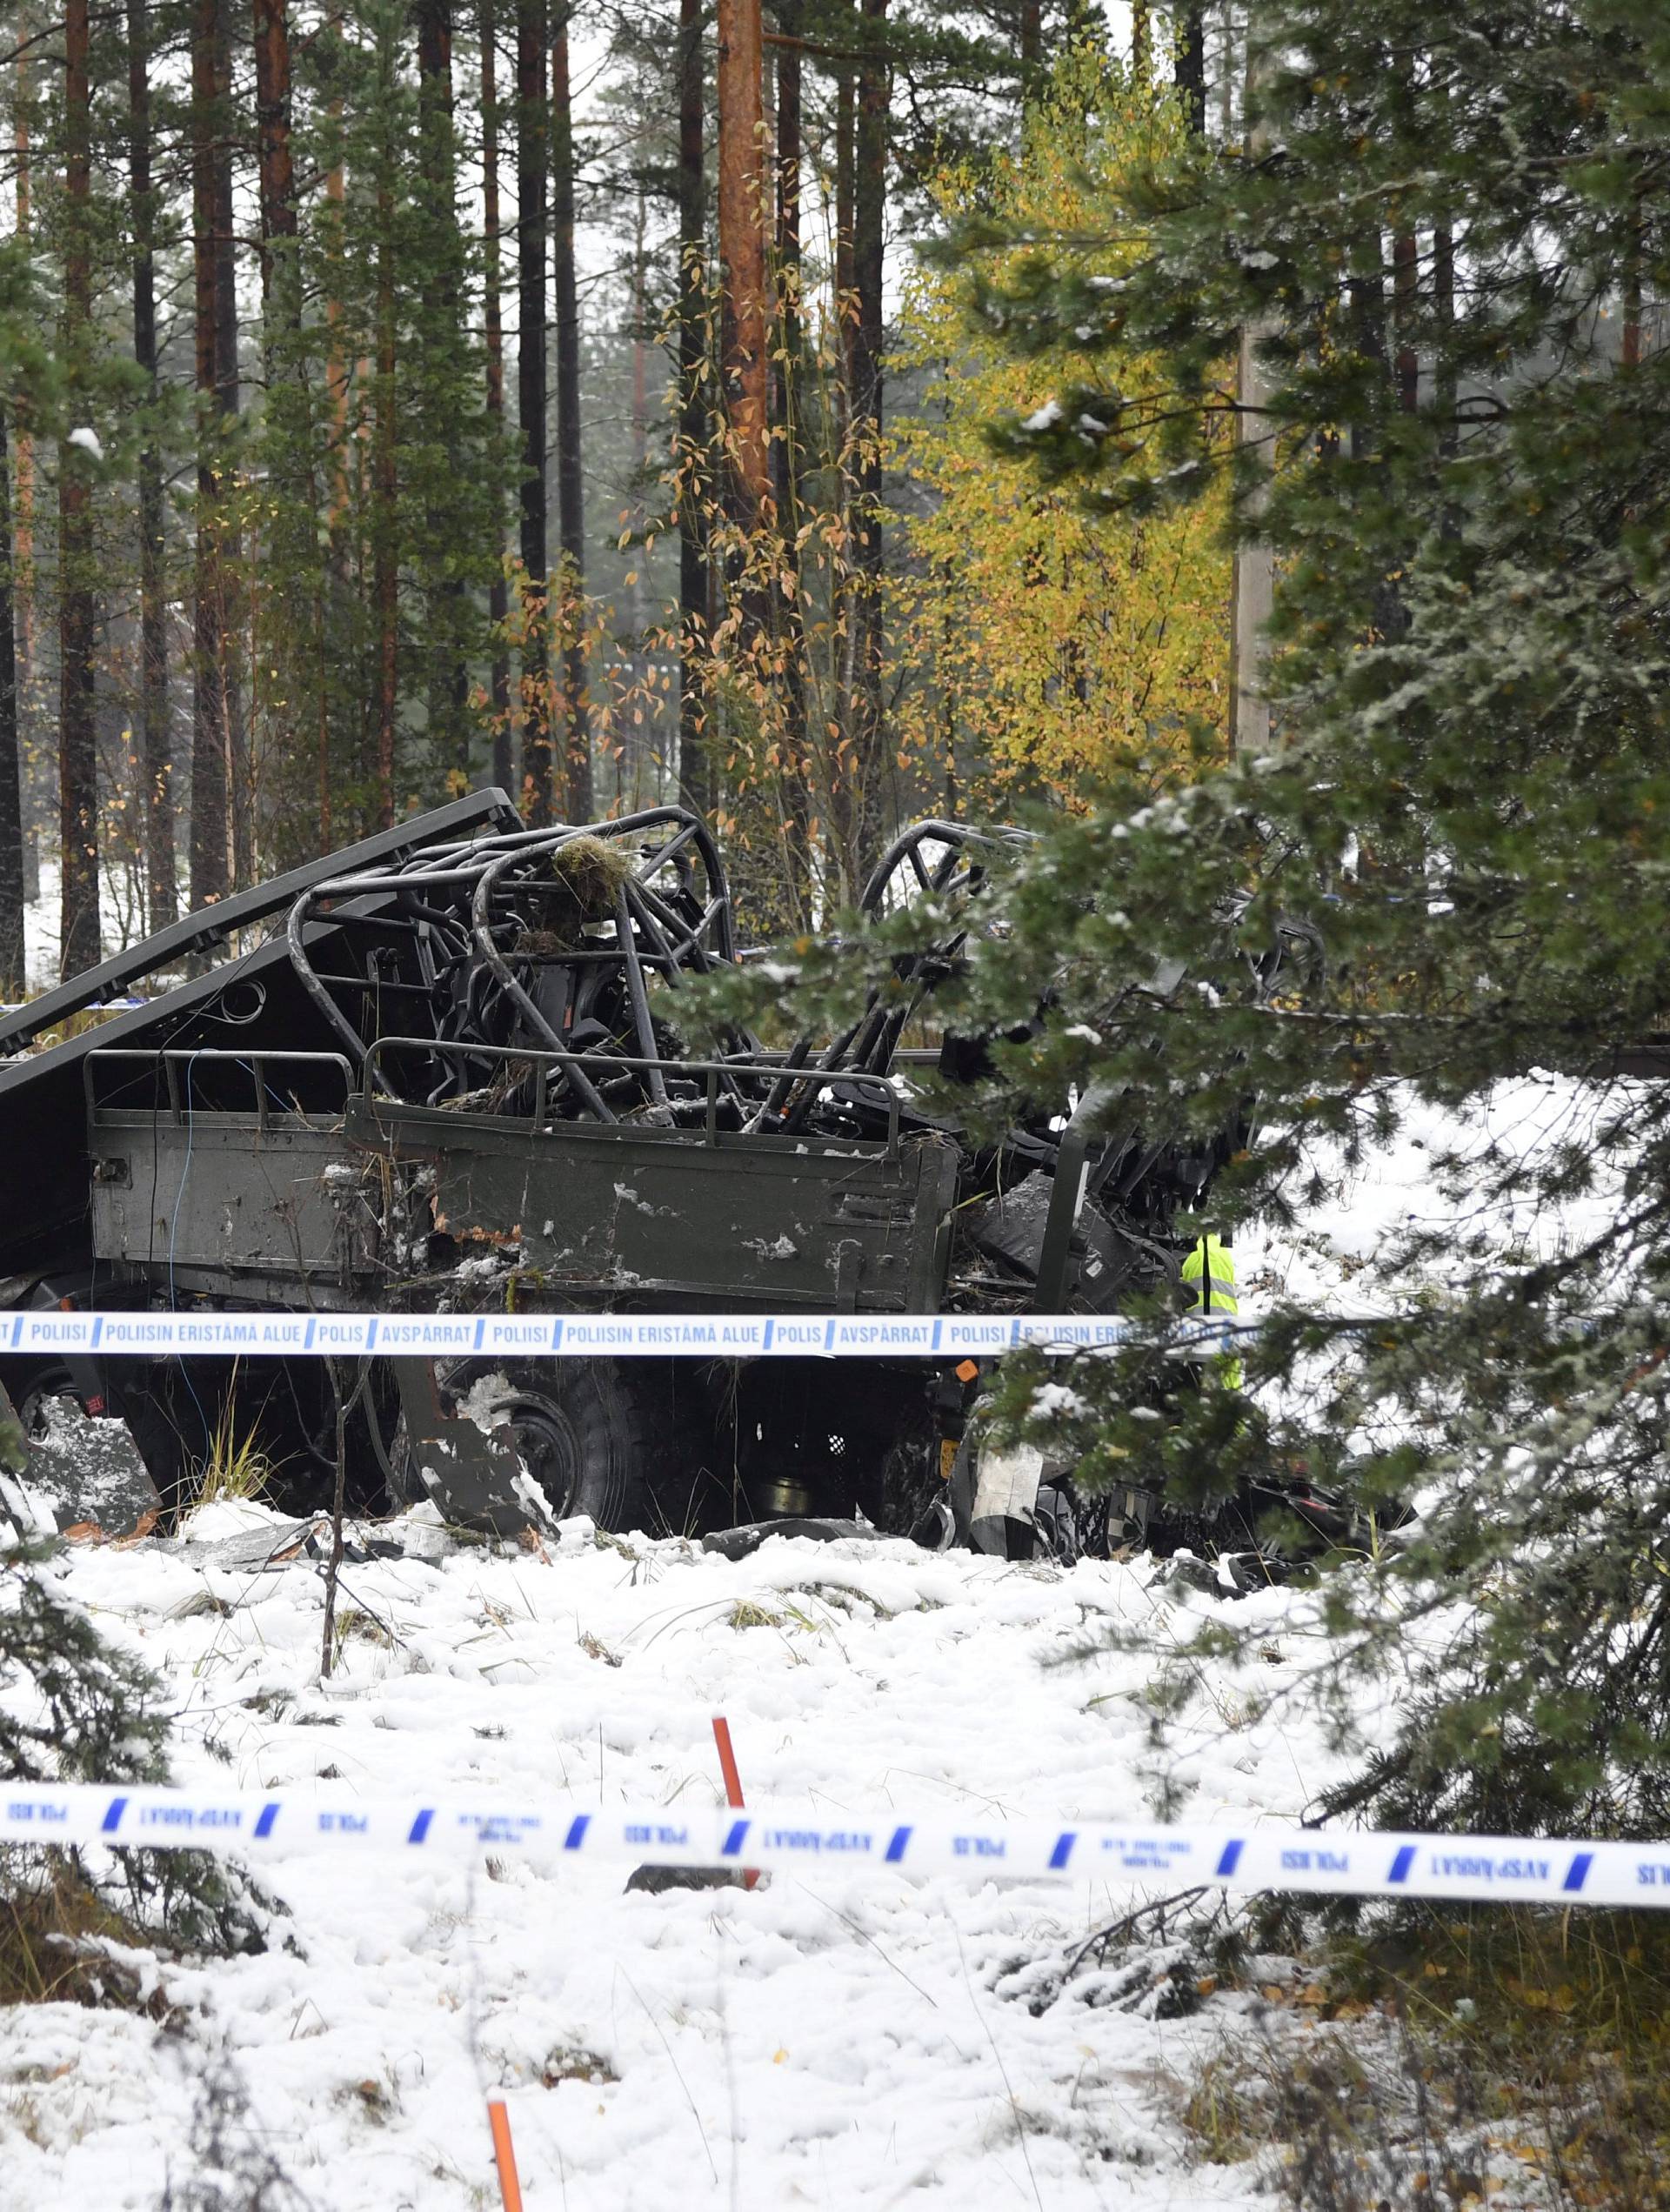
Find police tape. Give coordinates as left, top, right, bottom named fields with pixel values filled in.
left=0, top=1309, right=1244, bottom=1361
left=2, top=1781, right=1667, bottom=1908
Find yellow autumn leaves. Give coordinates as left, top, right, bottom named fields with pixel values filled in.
left=890, top=51, right=1231, bottom=814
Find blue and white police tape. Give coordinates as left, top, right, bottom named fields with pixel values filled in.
left=3, top=1782, right=1670, bottom=1908
left=0, top=1309, right=1245, bottom=1361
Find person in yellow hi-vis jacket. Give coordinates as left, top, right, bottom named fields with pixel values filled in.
left=1180, top=1233, right=1242, bottom=1389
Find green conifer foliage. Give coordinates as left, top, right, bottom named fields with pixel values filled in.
left=1, top=1550, right=266, bottom=1968
left=255, top=2, right=514, bottom=855
left=733, top=0, right=1670, bottom=1836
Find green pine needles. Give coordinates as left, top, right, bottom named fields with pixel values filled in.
left=0, top=1549, right=268, bottom=1990
left=734, top=0, right=1670, bottom=1841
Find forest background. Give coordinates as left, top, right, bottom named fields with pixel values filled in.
left=0, top=0, right=1234, bottom=986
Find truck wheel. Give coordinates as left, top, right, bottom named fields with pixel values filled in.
left=440, top=1358, right=689, bottom=1534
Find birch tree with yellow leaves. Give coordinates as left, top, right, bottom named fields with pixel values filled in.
left=890, top=50, right=1232, bottom=813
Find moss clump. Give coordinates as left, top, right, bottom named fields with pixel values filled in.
left=513, top=833, right=636, bottom=950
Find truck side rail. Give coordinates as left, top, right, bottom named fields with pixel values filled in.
left=84, top=1048, right=358, bottom=1131
left=360, top=1037, right=904, bottom=1159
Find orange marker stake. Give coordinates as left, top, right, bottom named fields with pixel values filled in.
left=487, top=2098, right=524, bottom=2212
left=711, top=1714, right=759, bottom=1890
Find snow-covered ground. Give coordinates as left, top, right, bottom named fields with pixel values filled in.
left=0, top=1073, right=1629, bottom=2205
left=3, top=1509, right=1343, bottom=2209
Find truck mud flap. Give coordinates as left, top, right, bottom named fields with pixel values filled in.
left=386, top=1356, right=548, bottom=1537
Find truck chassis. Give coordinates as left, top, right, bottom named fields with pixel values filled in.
left=0, top=793, right=1267, bottom=1556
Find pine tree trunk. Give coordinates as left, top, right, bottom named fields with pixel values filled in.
left=1175, top=6, right=1206, bottom=134
left=418, top=0, right=471, bottom=781
left=628, top=184, right=649, bottom=809
left=190, top=0, right=230, bottom=907
left=211, top=0, right=247, bottom=885
left=832, top=40, right=855, bottom=890
left=1622, top=178, right=1644, bottom=370
left=59, top=0, right=99, bottom=978
left=773, top=14, right=801, bottom=517
left=374, top=327, right=397, bottom=828
left=1434, top=223, right=1456, bottom=457
left=1230, top=32, right=1278, bottom=757
left=373, top=45, right=399, bottom=832
left=481, top=0, right=513, bottom=798
left=1218, top=0, right=1233, bottom=135
left=1019, top=0, right=1040, bottom=77
left=773, top=0, right=812, bottom=921
left=1346, top=223, right=1402, bottom=689
left=836, top=49, right=853, bottom=411
left=516, top=0, right=551, bottom=822
left=317, top=109, right=349, bottom=848
left=252, top=0, right=297, bottom=281
left=311, top=93, right=352, bottom=848
left=1131, top=0, right=1149, bottom=85
left=1393, top=231, right=1419, bottom=413
left=1348, top=229, right=1387, bottom=464
left=677, top=0, right=711, bottom=816
left=129, top=0, right=174, bottom=930
left=717, top=0, right=770, bottom=555
left=323, top=119, right=350, bottom=528
left=847, top=0, right=887, bottom=882
left=551, top=10, right=590, bottom=818
left=0, top=401, right=22, bottom=995
left=12, top=30, right=35, bottom=711
left=253, top=0, right=317, bottom=865
left=1387, top=227, right=1419, bottom=646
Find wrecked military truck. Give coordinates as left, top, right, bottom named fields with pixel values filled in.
left=0, top=789, right=1279, bottom=1557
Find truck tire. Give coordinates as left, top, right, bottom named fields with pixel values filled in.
left=439, top=1357, right=692, bottom=1535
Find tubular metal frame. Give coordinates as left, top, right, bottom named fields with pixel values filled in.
left=284, top=810, right=746, bottom=1121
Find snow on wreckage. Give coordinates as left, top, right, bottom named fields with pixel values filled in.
left=0, top=787, right=1301, bottom=1556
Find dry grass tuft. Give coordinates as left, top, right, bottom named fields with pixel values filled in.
left=1177, top=1903, right=1670, bottom=2211
left=329, top=1607, right=393, bottom=1659
left=0, top=1849, right=165, bottom=2010
left=727, top=1598, right=785, bottom=1630
left=194, top=1400, right=276, bottom=1508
